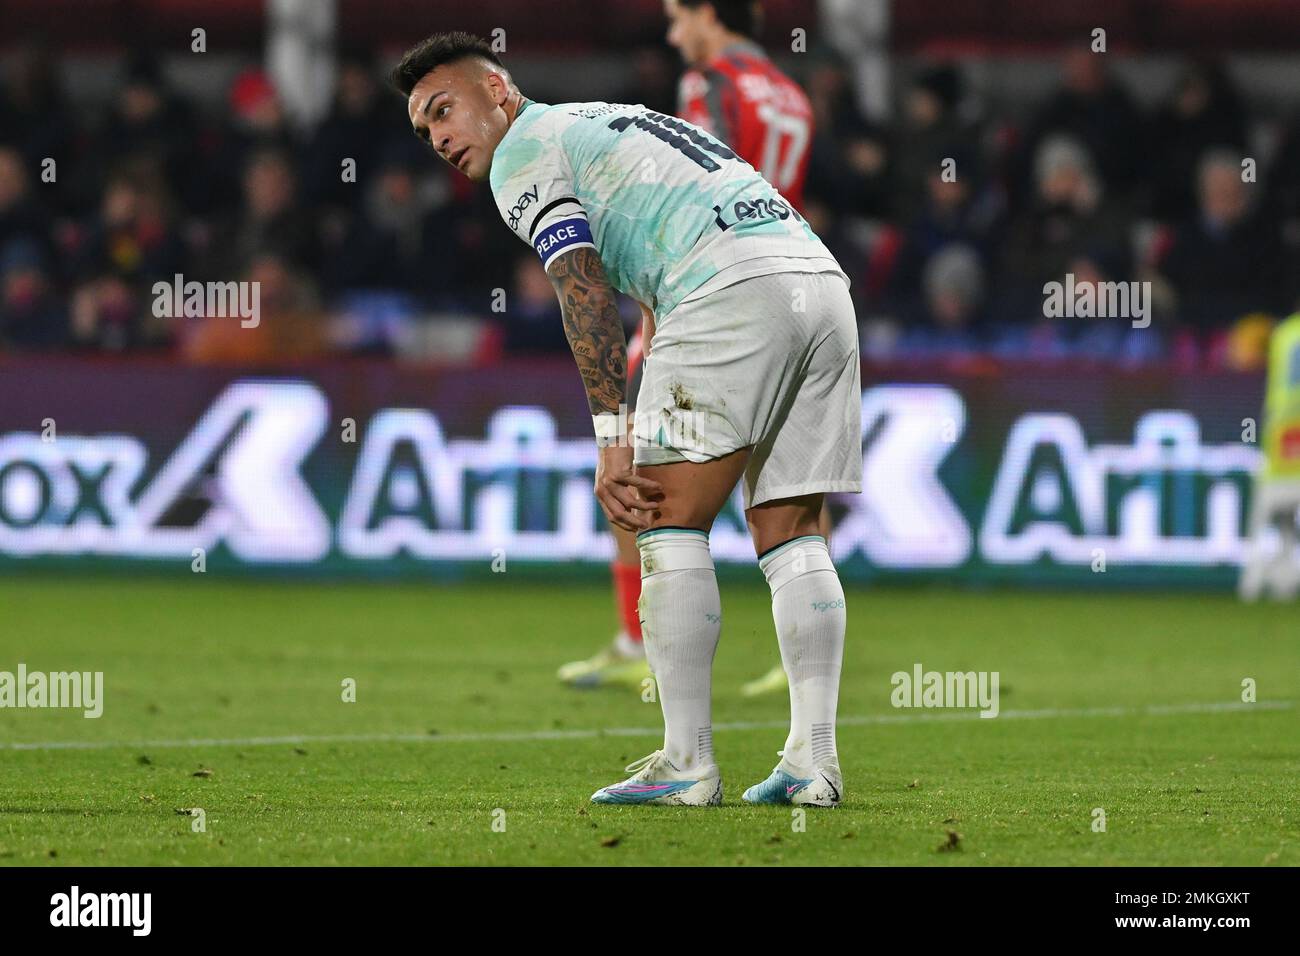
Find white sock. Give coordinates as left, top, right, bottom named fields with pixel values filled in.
left=760, top=535, right=845, bottom=771
left=637, top=528, right=720, bottom=772
left=613, top=630, right=644, bottom=659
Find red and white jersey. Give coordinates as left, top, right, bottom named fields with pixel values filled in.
left=677, top=40, right=813, bottom=212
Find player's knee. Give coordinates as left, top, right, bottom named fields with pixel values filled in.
left=747, top=494, right=823, bottom=555
left=758, top=535, right=836, bottom=596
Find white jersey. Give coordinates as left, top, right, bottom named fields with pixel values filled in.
left=488, top=99, right=844, bottom=318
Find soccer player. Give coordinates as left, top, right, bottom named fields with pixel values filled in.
left=394, top=32, right=860, bottom=806
left=670, top=0, right=812, bottom=209
left=559, top=0, right=828, bottom=694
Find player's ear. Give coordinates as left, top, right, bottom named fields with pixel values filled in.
left=486, top=70, right=509, bottom=106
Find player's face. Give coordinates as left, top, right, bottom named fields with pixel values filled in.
left=406, top=60, right=510, bottom=182
left=664, top=0, right=710, bottom=66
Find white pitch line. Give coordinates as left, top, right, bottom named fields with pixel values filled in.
left=0, top=700, right=1289, bottom=752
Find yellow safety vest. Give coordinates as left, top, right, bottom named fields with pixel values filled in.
left=1263, top=313, right=1300, bottom=478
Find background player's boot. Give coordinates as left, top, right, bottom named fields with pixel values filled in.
left=740, top=663, right=789, bottom=697
left=591, top=750, right=721, bottom=806
left=557, top=631, right=650, bottom=688
left=743, top=753, right=842, bottom=807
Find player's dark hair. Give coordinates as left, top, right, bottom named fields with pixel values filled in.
left=389, top=31, right=506, bottom=97
left=679, top=0, right=762, bottom=39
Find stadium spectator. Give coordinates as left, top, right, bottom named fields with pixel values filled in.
left=1266, top=117, right=1300, bottom=315
left=70, top=171, right=185, bottom=290
left=804, top=50, right=892, bottom=219
left=895, top=243, right=988, bottom=356
left=203, top=147, right=318, bottom=279
left=501, top=255, right=567, bottom=354
left=197, top=69, right=299, bottom=217
left=1158, top=149, right=1287, bottom=335
left=0, top=39, right=77, bottom=213
left=365, top=141, right=460, bottom=295
left=0, top=238, right=67, bottom=350
left=888, top=145, right=1001, bottom=311
left=1268, top=113, right=1300, bottom=229
left=318, top=141, right=411, bottom=295
left=1149, top=59, right=1249, bottom=222
left=1000, top=135, right=1130, bottom=315
left=892, top=65, right=978, bottom=221
left=0, top=146, right=54, bottom=265
left=1012, top=45, right=1145, bottom=210
left=69, top=274, right=144, bottom=351
left=302, top=49, right=412, bottom=212
left=318, top=136, right=467, bottom=311
left=61, top=169, right=183, bottom=350
left=97, top=52, right=198, bottom=215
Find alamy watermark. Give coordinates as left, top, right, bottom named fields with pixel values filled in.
left=0, top=664, right=103, bottom=718
left=1043, top=274, right=1151, bottom=329
left=152, top=273, right=260, bottom=328
left=890, top=662, right=999, bottom=718
left=50, top=886, right=150, bottom=935
left=593, top=403, right=716, bottom=451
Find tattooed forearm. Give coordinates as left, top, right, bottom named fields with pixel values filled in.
left=546, top=246, right=628, bottom=416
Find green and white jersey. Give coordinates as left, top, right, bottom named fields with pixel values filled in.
left=488, top=99, right=842, bottom=318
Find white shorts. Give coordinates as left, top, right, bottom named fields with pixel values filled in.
left=632, top=267, right=863, bottom=509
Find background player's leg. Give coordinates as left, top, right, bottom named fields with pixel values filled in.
left=744, top=493, right=846, bottom=806
left=611, top=525, right=644, bottom=643
left=614, top=325, right=649, bottom=649
left=555, top=523, right=648, bottom=687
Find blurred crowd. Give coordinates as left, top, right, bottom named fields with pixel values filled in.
left=2, top=39, right=1299, bottom=368
left=821, top=47, right=1300, bottom=368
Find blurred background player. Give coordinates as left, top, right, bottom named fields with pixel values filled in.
left=554, top=304, right=655, bottom=690
left=556, top=0, right=827, bottom=696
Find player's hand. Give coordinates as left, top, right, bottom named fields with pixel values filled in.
left=595, top=442, right=663, bottom=532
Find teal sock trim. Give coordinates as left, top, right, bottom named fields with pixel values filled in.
left=758, top=534, right=826, bottom=562
left=636, top=527, right=709, bottom=542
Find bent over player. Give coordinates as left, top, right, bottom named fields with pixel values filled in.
left=393, top=31, right=861, bottom=806
left=560, top=0, right=826, bottom=696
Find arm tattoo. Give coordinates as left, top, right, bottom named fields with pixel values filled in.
left=546, top=246, right=628, bottom=416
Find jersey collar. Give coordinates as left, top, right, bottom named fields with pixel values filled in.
left=720, top=39, right=767, bottom=61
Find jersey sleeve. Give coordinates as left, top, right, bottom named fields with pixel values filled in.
left=490, top=115, right=596, bottom=270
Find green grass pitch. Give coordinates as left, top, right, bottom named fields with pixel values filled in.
left=0, top=575, right=1295, bottom=866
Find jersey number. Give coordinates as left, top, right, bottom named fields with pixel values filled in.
left=608, top=112, right=737, bottom=172
left=757, top=105, right=810, bottom=194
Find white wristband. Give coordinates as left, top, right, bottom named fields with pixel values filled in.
left=593, top=410, right=626, bottom=446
